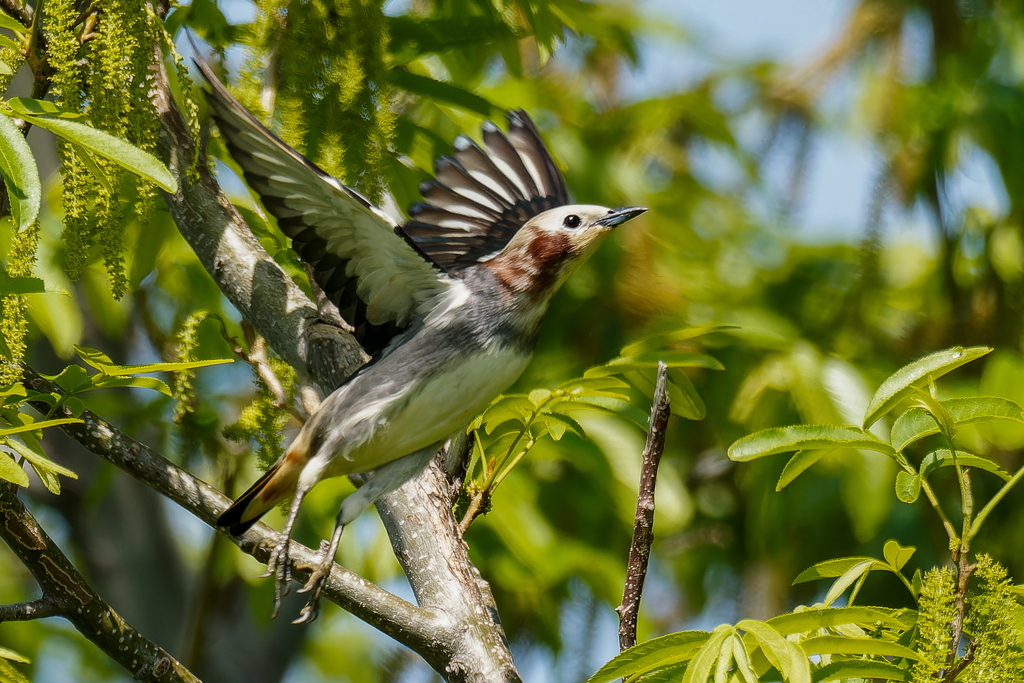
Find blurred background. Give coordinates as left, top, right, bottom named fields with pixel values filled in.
left=3, top=0, right=1024, bottom=681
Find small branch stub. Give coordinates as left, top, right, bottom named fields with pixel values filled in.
left=616, top=362, right=671, bottom=652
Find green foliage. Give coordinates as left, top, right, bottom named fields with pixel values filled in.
left=963, top=555, right=1024, bottom=683
left=223, top=354, right=296, bottom=470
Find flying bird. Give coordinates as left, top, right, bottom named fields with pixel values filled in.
left=195, top=55, right=646, bottom=623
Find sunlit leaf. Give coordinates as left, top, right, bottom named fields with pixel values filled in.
left=0, top=417, right=83, bottom=437
left=0, top=447, right=28, bottom=486
left=90, top=375, right=172, bottom=396
left=0, top=275, right=44, bottom=295
left=895, top=471, right=920, bottom=503
left=729, top=426, right=894, bottom=462
left=0, top=12, right=27, bottom=32
left=863, top=346, right=992, bottom=428
left=620, top=325, right=739, bottom=356
left=920, top=449, right=1009, bottom=481
left=667, top=368, right=705, bottom=420
left=891, top=396, right=1024, bottom=451
left=823, top=559, right=875, bottom=606
left=801, top=635, right=918, bottom=659
left=776, top=450, right=829, bottom=490
left=586, top=631, right=710, bottom=683
left=5, top=438, right=76, bottom=494
left=7, top=97, right=83, bottom=119
left=882, top=540, right=915, bottom=572
left=737, top=620, right=809, bottom=683
left=768, top=606, right=914, bottom=635
left=811, top=659, right=911, bottom=682
left=19, top=114, right=177, bottom=192
left=681, top=625, right=731, bottom=683
left=0, top=112, right=40, bottom=230
left=793, top=557, right=883, bottom=584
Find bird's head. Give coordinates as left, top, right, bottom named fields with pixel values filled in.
left=483, top=205, right=646, bottom=299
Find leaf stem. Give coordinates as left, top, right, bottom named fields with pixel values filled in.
left=969, top=463, right=1024, bottom=539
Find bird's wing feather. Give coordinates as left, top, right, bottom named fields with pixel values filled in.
left=402, top=110, right=570, bottom=271
left=194, top=54, right=448, bottom=356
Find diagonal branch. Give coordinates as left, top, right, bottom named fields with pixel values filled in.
left=19, top=368, right=447, bottom=654
left=0, top=482, right=199, bottom=683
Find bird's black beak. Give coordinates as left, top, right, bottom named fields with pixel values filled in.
left=596, top=206, right=647, bottom=228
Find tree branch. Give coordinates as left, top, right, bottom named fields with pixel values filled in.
left=0, top=597, right=59, bottom=622
left=616, top=362, right=671, bottom=652
left=0, top=482, right=199, bottom=682
left=19, top=368, right=447, bottom=653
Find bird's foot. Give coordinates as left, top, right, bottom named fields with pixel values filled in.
left=261, top=535, right=293, bottom=619
left=293, top=539, right=334, bottom=624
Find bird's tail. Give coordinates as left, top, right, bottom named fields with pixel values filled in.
left=217, top=445, right=305, bottom=535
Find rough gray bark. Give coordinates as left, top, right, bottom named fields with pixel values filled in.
left=0, top=481, right=199, bottom=683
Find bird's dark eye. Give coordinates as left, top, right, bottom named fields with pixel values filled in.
left=563, top=214, right=581, bottom=229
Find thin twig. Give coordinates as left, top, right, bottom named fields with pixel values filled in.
left=0, top=483, right=200, bottom=682
left=616, top=362, right=671, bottom=652
left=0, top=597, right=60, bottom=622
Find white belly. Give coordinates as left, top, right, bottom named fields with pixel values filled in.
left=342, top=346, right=532, bottom=472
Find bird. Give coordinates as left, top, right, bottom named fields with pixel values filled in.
left=194, top=54, right=646, bottom=623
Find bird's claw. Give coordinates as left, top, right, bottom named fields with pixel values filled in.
left=261, top=537, right=293, bottom=618
left=292, top=541, right=333, bottom=624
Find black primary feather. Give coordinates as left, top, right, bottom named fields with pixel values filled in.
left=402, top=110, right=570, bottom=271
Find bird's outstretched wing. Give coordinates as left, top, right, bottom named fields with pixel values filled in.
left=194, top=55, right=447, bottom=356
left=404, top=111, right=570, bottom=271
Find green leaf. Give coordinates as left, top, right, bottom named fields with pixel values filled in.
left=895, top=471, right=921, bottom=503
left=891, top=396, right=1024, bottom=451
left=737, top=620, right=810, bottom=683
left=802, top=635, right=919, bottom=659
left=0, top=33, right=17, bottom=50
left=541, top=412, right=585, bottom=440
left=0, top=112, right=40, bottom=230
left=863, top=346, right=992, bottom=428
left=389, top=69, right=497, bottom=116
left=729, top=635, right=758, bottom=683
left=621, top=325, right=739, bottom=356
left=90, top=375, right=172, bottom=396
left=811, top=659, right=911, bottom=682
left=777, top=450, right=829, bottom=490
left=7, top=97, right=83, bottom=119
left=0, top=647, right=29, bottom=663
left=728, top=426, right=894, bottom=462
left=19, top=114, right=177, bottom=192
left=768, top=606, right=914, bottom=635
left=0, top=12, right=27, bottom=33
left=0, top=60, right=10, bottom=76
left=5, top=438, right=76, bottom=494
left=682, top=625, right=731, bottom=683
left=587, top=351, right=724, bottom=377
left=46, top=365, right=93, bottom=394
left=883, top=540, right=916, bottom=572
left=0, top=275, right=44, bottom=295
left=586, top=631, right=711, bottom=683
left=75, top=345, right=233, bottom=376
left=71, top=141, right=115, bottom=193
left=793, top=557, right=882, bottom=584
left=823, top=559, right=875, bottom=606
left=0, top=659, right=32, bottom=683
left=0, top=417, right=82, bottom=437
left=920, top=449, right=1009, bottom=481
left=667, top=368, right=706, bottom=420
left=0, top=447, right=28, bottom=486
left=528, top=388, right=551, bottom=406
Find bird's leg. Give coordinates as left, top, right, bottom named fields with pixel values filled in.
left=261, top=489, right=307, bottom=619
left=293, top=508, right=347, bottom=624
left=291, top=446, right=437, bottom=624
